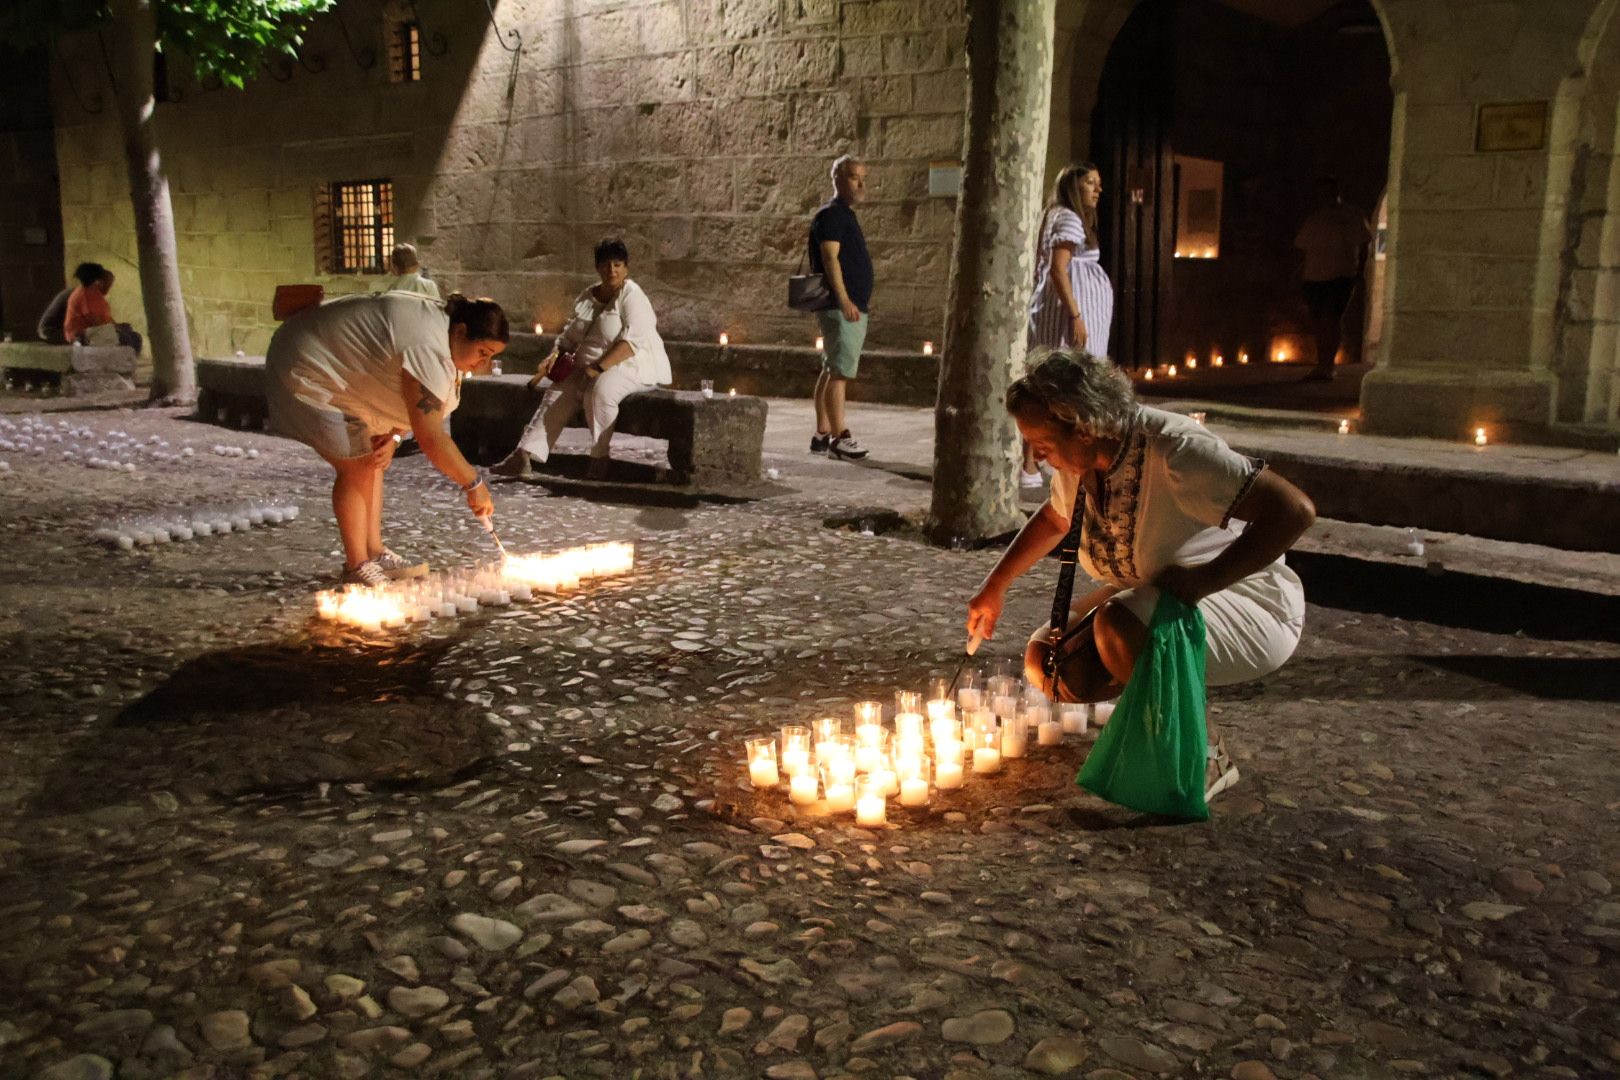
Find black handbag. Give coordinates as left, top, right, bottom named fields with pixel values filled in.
left=786, top=249, right=834, bottom=313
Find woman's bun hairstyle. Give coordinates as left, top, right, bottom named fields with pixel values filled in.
left=444, top=293, right=510, bottom=343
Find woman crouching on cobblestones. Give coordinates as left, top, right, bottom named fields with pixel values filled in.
left=965, top=349, right=1315, bottom=800
left=267, top=292, right=508, bottom=586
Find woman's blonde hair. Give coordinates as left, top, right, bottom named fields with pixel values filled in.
left=1006, top=347, right=1136, bottom=438
left=1043, top=162, right=1101, bottom=252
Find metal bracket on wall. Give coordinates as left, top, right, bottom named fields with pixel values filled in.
left=334, top=6, right=378, bottom=70
left=262, top=55, right=295, bottom=82
left=483, top=0, right=523, bottom=53
left=55, top=40, right=104, bottom=114
left=298, top=50, right=328, bottom=75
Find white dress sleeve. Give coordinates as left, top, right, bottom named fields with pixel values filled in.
left=1162, top=432, right=1265, bottom=529
left=558, top=289, right=596, bottom=352
left=1047, top=469, right=1080, bottom=523
left=397, top=306, right=457, bottom=411
left=1050, top=207, right=1086, bottom=248
left=615, top=282, right=659, bottom=357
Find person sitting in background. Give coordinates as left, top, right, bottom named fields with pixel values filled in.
left=63, top=262, right=142, bottom=354
left=386, top=243, right=441, bottom=300
left=492, top=237, right=671, bottom=482
left=35, top=268, right=84, bottom=344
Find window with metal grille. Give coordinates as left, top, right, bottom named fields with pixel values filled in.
left=330, top=180, right=395, bottom=274
left=389, top=21, right=422, bottom=83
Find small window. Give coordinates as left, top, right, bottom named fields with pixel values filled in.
left=389, top=21, right=422, bottom=83
left=329, top=180, right=395, bottom=274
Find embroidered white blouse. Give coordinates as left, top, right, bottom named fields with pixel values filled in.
left=1046, top=405, right=1304, bottom=624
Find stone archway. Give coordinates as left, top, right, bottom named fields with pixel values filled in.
left=1548, top=0, right=1620, bottom=425
left=1047, top=0, right=1396, bottom=378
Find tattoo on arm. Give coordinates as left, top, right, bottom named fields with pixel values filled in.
left=416, top=388, right=442, bottom=415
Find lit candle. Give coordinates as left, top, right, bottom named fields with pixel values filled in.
left=814, top=335, right=825, bottom=351
left=1474, top=427, right=1487, bottom=447
left=990, top=693, right=1018, bottom=720
left=957, top=687, right=983, bottom=711
left=718, top=332, right=729, bottom=346
left=934, top=747, right=964, bottom=789
left=1338, top=419, right=1350, bottom=435
left=1000, top=721, right=1027, bottom=759
left=1144, top=369, right=1155, bottom=382
left=1238, top=351, right=1249, bottom=364
left=728, top=388, right=736, bottom=397
left=894, top=712, right=925, bottom=744
left=871, top=767, right=899, bottom=798
left=900, top=775, right=929, bottom=807
left=1038, top=719, right=1063, bottom=746
left=533, top=321, right=543, bottom=335
left=972, top=746, right=1001, bottom=774
left=782, top=748, right=811, bottom=778
left=1058, top=702, right=1088, bottom=735
left=747, top=737, right=779, bottom=788
left=1167, top=364, right=1178, bottom=378
left=789, top=771, right=819, bottom=806
left=824, top=782, right=855, bottom=812
left=1213, top=353, right=1223, bottom=367
left=1093, top=702, right=1115, bottom=726
left=922, top=341, right=934, bottom=356
left=853, top=701, right=883, bottom=727
left=856, top=791, right=886, bottom=827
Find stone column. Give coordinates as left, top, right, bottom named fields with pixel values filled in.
left=1360, top=2, right=1593, bottom=441
left=927, top=0, right=1056, bottom=545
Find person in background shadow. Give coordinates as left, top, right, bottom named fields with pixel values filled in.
left=1294, top=177, right=1371, bottom=383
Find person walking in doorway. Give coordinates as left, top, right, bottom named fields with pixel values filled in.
left=808, top=154, right=873, bottom=461
left=1294, top=176, right=1371, bottom=383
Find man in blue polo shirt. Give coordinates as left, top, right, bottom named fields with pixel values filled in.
left=808, top=154, right=873, bottom=461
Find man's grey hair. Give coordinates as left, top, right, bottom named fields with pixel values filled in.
left=831, top=154, right=863, bottom=183
left=390, top=242, right=420, bottom=274
left=1006, top=347, right=1138, bottom=438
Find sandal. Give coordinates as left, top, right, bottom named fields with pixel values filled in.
left=1204, top=731, right=1241, bottom=803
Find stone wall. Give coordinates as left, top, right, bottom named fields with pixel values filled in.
left=0, top=49, right=65, bottom=342
left=50, top=0, right=968, bottom=361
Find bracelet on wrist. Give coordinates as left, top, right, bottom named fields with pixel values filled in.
left=459, top=468, right=486, bottom=493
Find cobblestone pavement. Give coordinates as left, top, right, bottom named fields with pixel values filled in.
left=1, top=402, right=1617, bottom=1080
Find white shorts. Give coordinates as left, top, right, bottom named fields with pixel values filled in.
left=1111, top=569, right=1305, bottom=687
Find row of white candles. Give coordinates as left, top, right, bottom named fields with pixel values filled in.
left=92, top=502, right=299, bottom=549
left=315, top=542, right=634, bottom=632
left=747, top=681, right=1116, bottom=826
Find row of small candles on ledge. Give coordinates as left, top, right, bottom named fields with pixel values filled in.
left=746, top=675, right=1116, bottom=826
left=314, top=542, right=634, bottom=632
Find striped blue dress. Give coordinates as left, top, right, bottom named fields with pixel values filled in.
left=1028, top=207, right=1113, bottom=359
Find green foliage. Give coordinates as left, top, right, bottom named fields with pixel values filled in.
left=0, top=0, right=335, bottom=88
left=158, top=1, right=335, bottom=88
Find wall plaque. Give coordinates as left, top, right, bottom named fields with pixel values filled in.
left=1475, top=102, right=1548, bottom=153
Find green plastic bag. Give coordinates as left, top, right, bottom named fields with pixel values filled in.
left=1077, top=592, right=1210, bottom=820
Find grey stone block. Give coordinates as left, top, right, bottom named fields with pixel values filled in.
left=0, top=342, right=137, bottom=383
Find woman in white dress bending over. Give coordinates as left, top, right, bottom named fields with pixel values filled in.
left=494, top=238, right=672, bottom=481
left=1023, top=162, right=1114, bottom=488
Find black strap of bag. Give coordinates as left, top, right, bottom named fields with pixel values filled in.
left=1044, top=477, right=1105, bottom=692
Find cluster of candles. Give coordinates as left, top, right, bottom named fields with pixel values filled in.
left=91, top=501, right=300, bottom=549
left=746, top=672, right=1115, bottom=826
left=211, top=444, right=260, bottom=459
left=314, top=542, right=634, bottom=632
left=0, top=415, right=207, bottom=471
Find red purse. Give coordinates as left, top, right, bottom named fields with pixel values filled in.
left=545, top=298, right=606, bottom=382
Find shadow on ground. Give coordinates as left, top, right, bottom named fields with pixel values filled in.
left=31, top=638, right=504, bottom=815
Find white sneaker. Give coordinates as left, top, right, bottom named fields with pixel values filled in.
left=1019, top=469, right=1045, bottom=489
left=829, top=434, right=869, bottom=460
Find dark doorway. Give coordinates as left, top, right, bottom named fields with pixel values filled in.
left=1088, top=0, right=1392, bottom=410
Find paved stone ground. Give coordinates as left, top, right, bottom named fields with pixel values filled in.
left=1, top=398, right=1618, bottom=1080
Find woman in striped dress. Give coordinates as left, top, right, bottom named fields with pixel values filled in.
left=1024, top=162, right=1114, bottom=486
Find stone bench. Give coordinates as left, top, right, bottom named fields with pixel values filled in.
left=196, top=355, right=270, bottom=429
left=451, top=374, right=767, bottom=489
left=0, top=341, right=137, bottom=395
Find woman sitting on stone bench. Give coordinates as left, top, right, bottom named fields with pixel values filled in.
left=494, top=237, right=671, bottom=481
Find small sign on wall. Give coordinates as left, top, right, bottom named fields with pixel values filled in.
left=1475, top=102, right=1548, bottom=153
left=928, top=162, right=962, bottom=197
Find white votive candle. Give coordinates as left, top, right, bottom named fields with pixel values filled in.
left=1059, top=703, right=1088, bottom=735
left=855, top=793, right=886, bottom=827
left=824, top=782, right=855, bottom=812
left=1038, top=720, right=1063, bottom=746
left=900, top=777, right=929, bottom=807
left=781, top=748, right=811, bottom=778
left=1093, top=702, right=1115, bottom=726
left=789, top=772, right=819, bottom=806
left=935, top=754, right=964, bottom=790
left=1001, top=725, right=1027, bottom=759
left=972, top=746, right=1001, bottom=774
left=871, top=768, right=898, bottom=797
